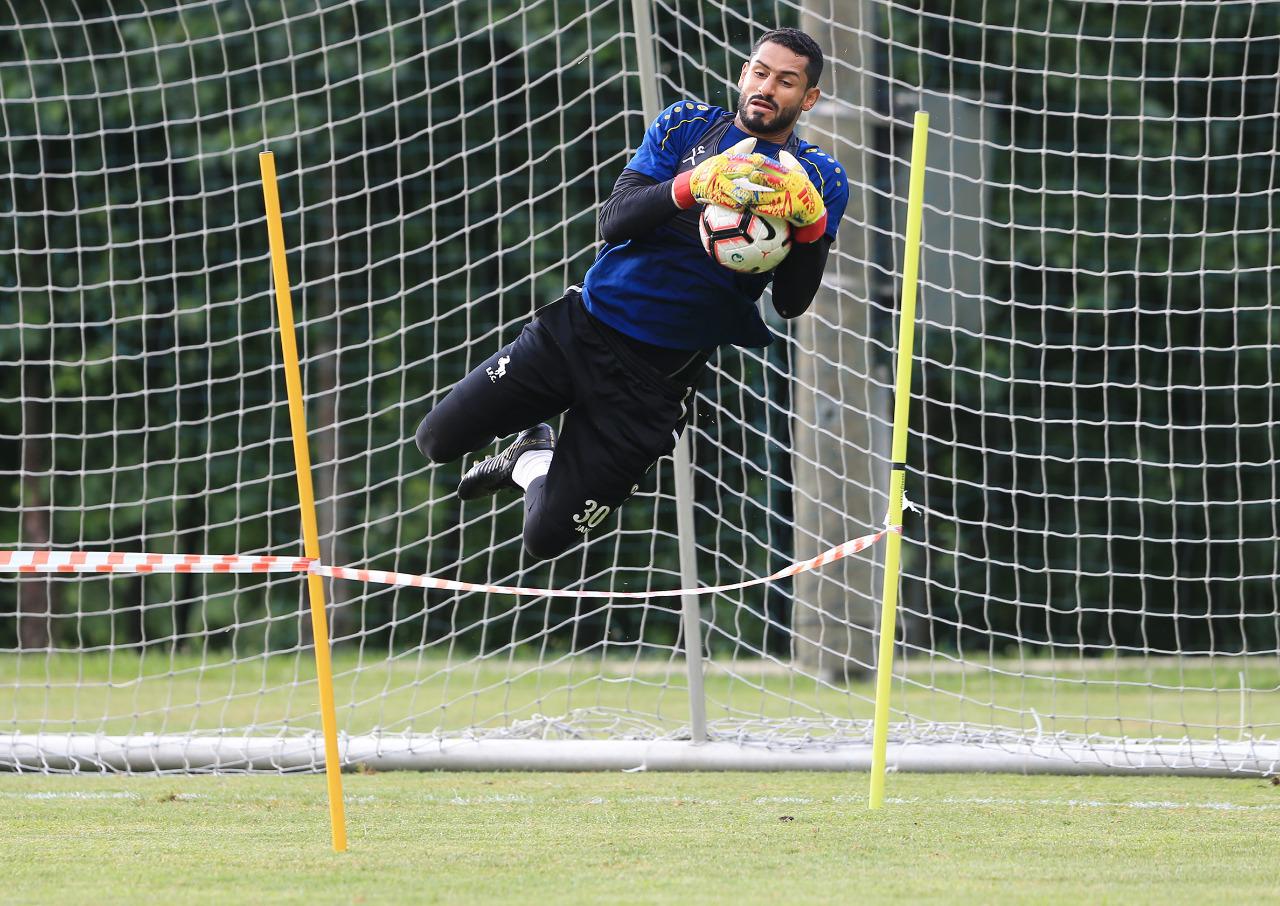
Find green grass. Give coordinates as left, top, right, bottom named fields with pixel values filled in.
left=7, top=653, right=1280, bottom=901
left=5, top=651, right=1279, bottom=742
left=4, top=771, right=1280, bottom=904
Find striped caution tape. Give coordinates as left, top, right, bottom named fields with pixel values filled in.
left=0, top=524, right=899, bottom=598
left=311, top=525, right=897, bottom=599
left=0, top=550, right=313, bottom=574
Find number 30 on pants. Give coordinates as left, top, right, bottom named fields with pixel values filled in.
left=572, top=499, right=611, bottom=533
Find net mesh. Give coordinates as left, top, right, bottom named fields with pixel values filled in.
left=1, top=0, right=1277, bottom=772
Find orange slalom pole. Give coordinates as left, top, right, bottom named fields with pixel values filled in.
left=259, top=150, right=349, bottom=852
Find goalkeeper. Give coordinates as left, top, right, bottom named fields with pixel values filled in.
left=416, top=27, right=849, bottom=559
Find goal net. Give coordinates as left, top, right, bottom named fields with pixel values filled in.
left=2, top=1, right=1277, bottom=774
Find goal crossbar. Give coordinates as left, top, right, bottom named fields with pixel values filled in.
left=6, top=734, right=1276, bottom=777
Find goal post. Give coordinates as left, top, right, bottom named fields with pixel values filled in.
left=2, top=1, right=1279, bottom=780
left=630, top=0, right=710, bottom=747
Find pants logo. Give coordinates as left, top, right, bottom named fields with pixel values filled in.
left=572, top=499, right=611, bottom=534
left=486, top=355, right=511, bottom=383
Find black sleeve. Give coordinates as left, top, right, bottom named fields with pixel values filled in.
left=770, top=234, right=834, bottom=319
left=598, top=168, right=682, bottom=243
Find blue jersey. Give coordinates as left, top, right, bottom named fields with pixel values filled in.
left=581, top=100, right=850, bottom=350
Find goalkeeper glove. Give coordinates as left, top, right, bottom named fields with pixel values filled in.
left=672, top=138, right=774, bottom=211
left=748, top=151, right=828, bottom=242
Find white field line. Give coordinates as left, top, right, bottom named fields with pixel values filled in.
left=843, top=794, right=1280, bottom=812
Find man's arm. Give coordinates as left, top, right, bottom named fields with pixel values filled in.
left=600, top=166, right=833, bottom=317
left=770, top=234, right=833, bottom=319
left=600, top=138, right=773, bottom=244
left=598, top=168, right=681, bottom=244
left=759, top=149, right=847, bottom=319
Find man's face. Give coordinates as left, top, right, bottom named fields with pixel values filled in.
left=735, top=41, right=820, bottom=136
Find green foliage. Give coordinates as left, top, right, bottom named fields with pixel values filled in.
left=2, top=2, right=1276, bottom=659
left=890, top=0, right=1280, bottom=654
left=0, top=2, right=654, bottom=653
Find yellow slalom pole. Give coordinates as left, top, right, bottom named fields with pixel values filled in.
left=869, top=112, right=929, bottom=810
left=258, top=151, right=349, bottom=852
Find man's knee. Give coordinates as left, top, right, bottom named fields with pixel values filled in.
left=522, top=494, right=628, bottom=561
left=521, top=506, right=578, bottom=561
left=415, top=412, right=465, bottom=464
left=522, top=527, right=576, bottom=561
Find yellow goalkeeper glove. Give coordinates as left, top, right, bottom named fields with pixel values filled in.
left=748, top=151, right=828, bottom=241
left=672, top=138, right=773, bottom=211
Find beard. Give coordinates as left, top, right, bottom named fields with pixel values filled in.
left=735, top=90, right=803, bottom=135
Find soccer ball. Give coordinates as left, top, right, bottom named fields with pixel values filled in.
left=698, top=204, right=792, bottom=274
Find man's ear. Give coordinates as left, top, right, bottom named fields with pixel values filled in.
left=738, top=61, right=749, bottom=89
left=802, top=85, right=821, bottom=112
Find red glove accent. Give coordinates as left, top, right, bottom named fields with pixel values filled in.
left=792, top=211, right=828, bottom=244
left=672, top=171, right=695, bottom=209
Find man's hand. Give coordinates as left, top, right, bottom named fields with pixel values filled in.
left=673, top=138, right=773, bottom=210
left=748, top=151, right=827, bottom=239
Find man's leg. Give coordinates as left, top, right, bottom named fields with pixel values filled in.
left=519, top=390, right=691, bottom=560
left=415, top=320, right=572, bottom=465
left=427, top=289, right=698, bottom=559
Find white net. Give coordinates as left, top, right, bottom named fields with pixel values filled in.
left=1, top=1, right=1277, bottom=774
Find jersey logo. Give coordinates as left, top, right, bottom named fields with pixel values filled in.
left=486, top=355, right=511, bottom=383
left=683, top=144, right=707, bottom=169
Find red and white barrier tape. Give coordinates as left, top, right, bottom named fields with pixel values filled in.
left=0, top=550, right=312, bottom=574
left=0, top=524, right=899, bottom=598
left=312, top=525, right=897, bottom=599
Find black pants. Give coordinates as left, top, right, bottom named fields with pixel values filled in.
left=416, top=290, right=706, bottom=559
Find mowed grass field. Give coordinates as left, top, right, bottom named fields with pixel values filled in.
left=5, top=651, right=1279, bottom=741
left=5, top=770, right=1280, bottom=904
left=5, top=653, right=1280, bottom=902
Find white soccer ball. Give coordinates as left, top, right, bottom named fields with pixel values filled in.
left=698, top=204, right=792, bottom=274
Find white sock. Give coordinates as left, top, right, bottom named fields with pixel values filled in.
left=511, top=449, right=553, bottom=490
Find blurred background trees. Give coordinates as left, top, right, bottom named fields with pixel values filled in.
left=2, top=1, right=1275, bottom=656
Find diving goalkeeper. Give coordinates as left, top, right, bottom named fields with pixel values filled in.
left=415, top=27, right=849, bottom=559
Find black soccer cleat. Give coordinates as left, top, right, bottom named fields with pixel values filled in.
left=456, top=423, right=556, bottom=500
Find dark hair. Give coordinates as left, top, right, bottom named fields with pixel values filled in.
left=751, top=28, right=824, bottom=88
